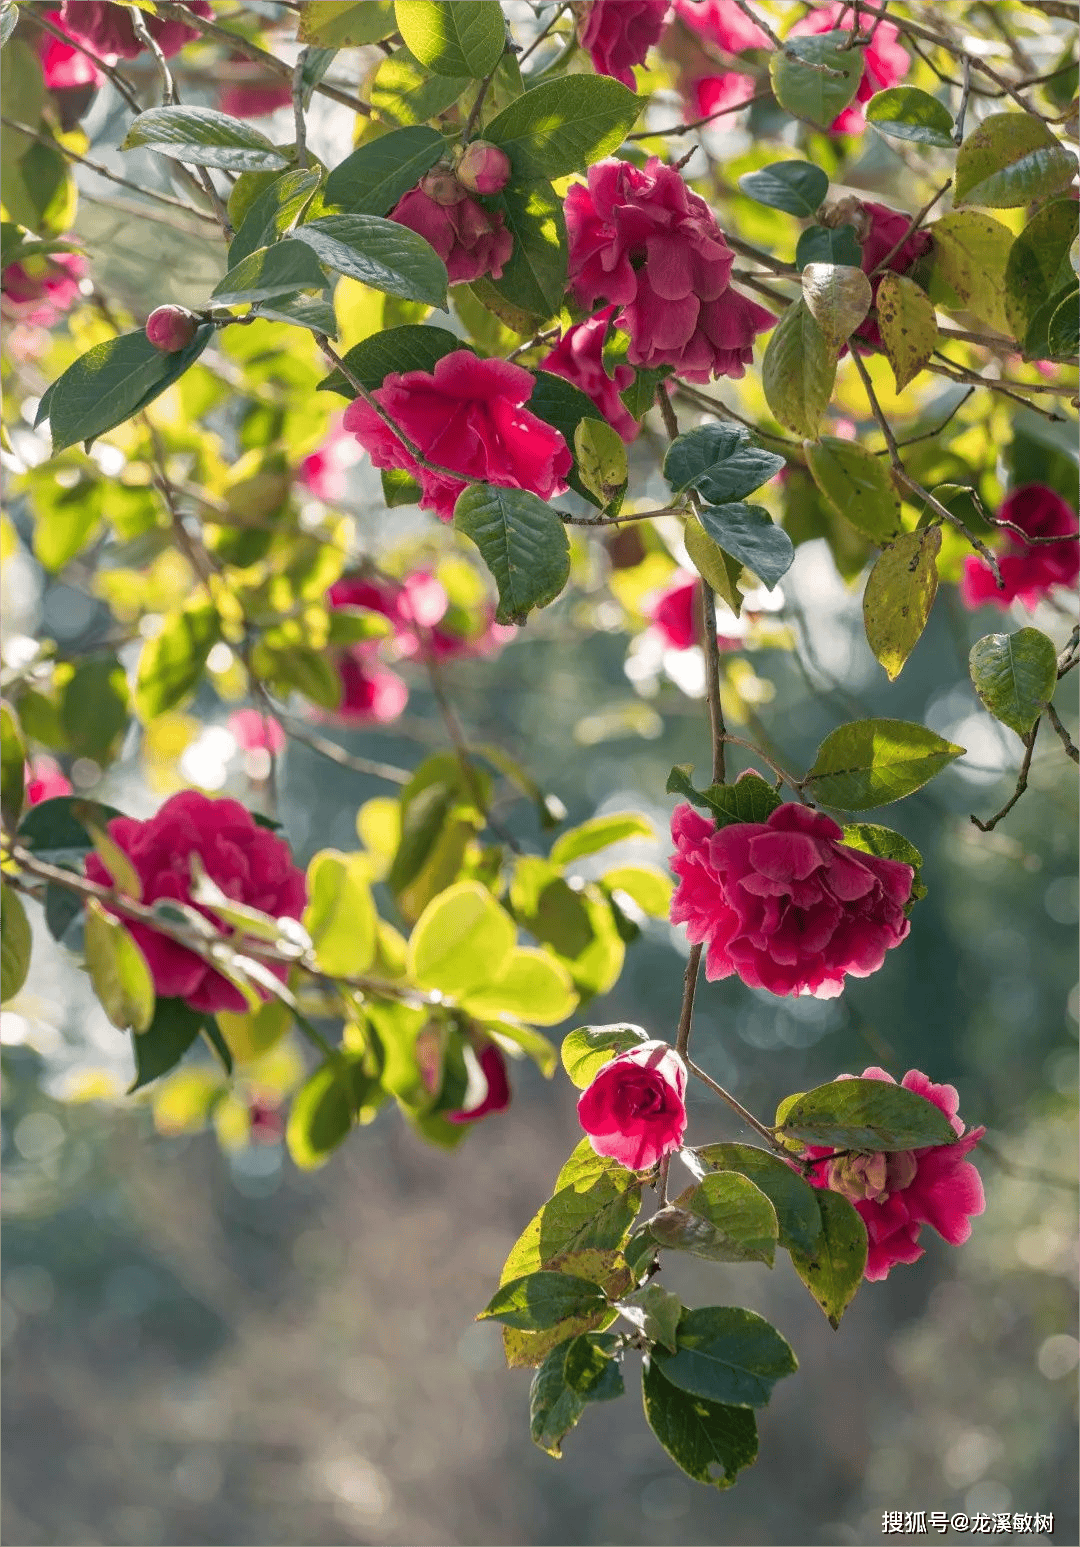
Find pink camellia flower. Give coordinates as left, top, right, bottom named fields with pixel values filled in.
left=429, top=613, right=517, bottom=662
left=850, top=200, right=932, bottom=352
left=219, top=55, right=294, bottom=118
left=577, top=1040, right=688, bottom=1171
left=687, top=70, right=758, bottom=122
left=960, top=484, right=1080, bottom=611
left=447, top=1043, right=512, bottom=1124
left=788, top=4, right=909, bottom=135
left=58, top=0, right=211, bottom=59
left=298, top=418, right=364, bottom=504
left=83, top=790, right=307, bottom=1016
left=804, top=1067, right=985, bottom=1281
left=227, top=709, right=286, bottom=756
left=566, top=157, right=774, bottom=382
left=343, top=351, right=573, bottom=522
left=673, top=0, right=769, bottom=52
left=37, top=9, right=103, bottom=89
left=539, top=306, right=639, bottom=443
left=24, top=756, right=73, bottom=805
left=388, top=177, right=512, bottom=285
left=455, top=140, right=511, bottom=197
left=578, top=0, right=670, bottom=89
left=1, top=251, right=86, bottom=327
left=669, top=798, right=913, bottom=997
left=647, top=572, right=743, bottom=651
left=336, top=652, right=409, bottom=724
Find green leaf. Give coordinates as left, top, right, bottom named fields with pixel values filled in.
left=1003, top=199, right=1079, bottom=345
left=863, top=526, right=941, bottom=682
left=683, top=515, right=743, bottom=615
left=526, top=369, right=607, bottom=507
left=298, top=0, right=396, bottom=45
left=840, top=823, right=925, bottom=905
left=83, top=900, right=155, bottom=1033
left=787, top=1187, right=867, bottom=1329
left=453, top=484, right=570, bottom=625
left=865, top=86, right=956, bottom=148
left=407, top=879, right=516, bottom=996
left=303, top=850, right=377, bottom=976
left=487, top=178, right=568, bottom=320
left=461, top=947, right=577, bottom=1026
left=550, top=812, right=653, bottom=867
left=368, top=45, right=464, bottom=128
left=663, top=424, right=786, bottom=505
left=480, top=1269, right=609, bottom=1329
left=619, top=364, right=671, bottom=422
left=795, top=224, right=861, bottom=270
left=654, top=1171, right=778, bottom=1266
left=803, top=717, right=965, bottom=810
left=1046, top=285, right=1079, bottom=358
left=874, top=271, right=938, bottom=392
left=121, top=106, right=290, bottom=173
left=29, top=473, right=103, bottom=572
left=761, top=298, right=836, bottom=438
left=769, top=30, right=863, bottom=130
left=954, top=111, right=1077, bottom=209
left=322, top=125, right=446, bottom=215
left=0, top=699, right=25, bottom=832
left=228, top=167, right=322, bottom=269
left=292, top=213, right=448, bottom=307
left=804, top=437, right=902, bottom=544
left=930, top=210, right=1014, bottom=336
left=694, top=1143, right=825, bottom=1255
left=616, top=1283, right=682, bottom=1352
left=738, top=160, right=828, bottom=217
left=286, top=1056, right=382, bottom=1170
left=601, top=865, right=672, bottom=917
left=59, top=655, right=129, bottom=764
left=17, top=795, right=123, bottom=859
left=801, top=261, right=873, bottom=347
left=665, top=767, right=782, bottom=827
left=696, top=503, right=794, bottom=591
left=394, top=0, right=506, bottom=77
left=134, top=599, right=220, bottom=721
left=641, top=1359, right=758, bottom=1490
left=572, top=417, right=627, bottom=510
left=1, top=882, right=31, bottom=1003
left=652, top=1306, right=796, bottom=1410
left=129, top=997, right=207, bottom=1091
left=560, top=1022, right=650, bottom=1088
left=48, top=327, right=213, bottom=453
left=778, top=1076, right=960, bottom=1151
left=484, top=75, right=640, bottom=182
left=969, top=627, right=1058, bottom=738
left=210, top=239, right=330, bottom=306
left=500, top=1138, right=642, bottom=1285
left=254, top=292, right=339, bottom=336
left=317, top=323, right=461, bottom=395
left=529, top=1333, right=623, bottom=1457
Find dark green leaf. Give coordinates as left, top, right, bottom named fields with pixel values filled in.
left=292, top=213, right=448, bottom=307
left=865, top=86, right=956, bottom=147
left=863, top=526, right=941, bottom=682
left=969, top=627, right=1058, bottom=737
left=777, top=1076, right=960, bottom=1151
left=48, top=327, right=213, bottom=453
left=954, top=111, right=1077, bottom=209
left=804, top=718, right=965, bottom=810
left=696, top=502, right=794, bottom=590
left=453, top=484, right=570, bottom=624
left=59, top=654, right=130, bottom=762
left=620, top=364, right=672, bottom=420
left=527, top=369, right=607, bottom=507
left=804, top=437, right=902, bottom=543
left=17, top=795, right=123, bottom=859
left=663, top=424, right=786, bottom=504
left=322, top=125, right=446, bottom=215
left=286, top=1056, right=382, bottom=1169
left=652, top=1171, right=778, bottom=1266
left=480, top=1269, right=610, bottom=1329
left=615, top=1283, right=682, bottom=1353
left=394, top=0, right=506, bottom=77
left=254, top=292, right=339, bottom=335
left=738, top=160, right=828, bottom=217
left=788, top=1187, right=867, bottom=1328
left=695, top=1143, right=825, bottom=1255
left=560, top=1022, right=650, bottom=1089
left=1, top=882, right=31, bottom=1003
left=45, top=880, right=82, bottom=942
left=129, top=997, right=207, bottom=1091
left=210, top=239, right=330, bottom=306
left=121, top=106, right=290, bottom=173
left=769, top=31, right=863, bottom=130
left=228, top=167, right=322, bottom=268
left=134, top=600, right=220, bottom=721
left=1003, top=198, right=1079, bottom=344
left=761, top=298, right=836, bottom=437
left=1046, top=286, right=1079, bottom=357
left=530, top=1332, right=623, bottom=1457
left=795, top=224, right=862, bottom=270
left=641, top=1359, right=758, bottom=1490
left=488, top=179, right=568, bottom=320
left=484, top=75, right=640, bottom=182
left=652, top=1306, right=796, bottom=1409
left=316, top=323, right=462, bottom=395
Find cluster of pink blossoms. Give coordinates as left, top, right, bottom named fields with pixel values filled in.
left=389, top=154, right=512, bottom=287
left=853, top=201, right=933, bottom=352
left=960, top=484, right=1080, bottom=611
left=84, top=791, right=307, bottom=1016
left=54, top=0, right=210, bottom=60
left=566, top=157, right=774, bottom=382
left=1, top=249, right=86, bottom=328
left=538, top=305, right=639, bottom=444
left=577, top=0, right=671, bottom=88
left=670, top=796, right=914, bottom=999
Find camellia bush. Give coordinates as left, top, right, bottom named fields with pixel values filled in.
left=1, top=0, right=1078, bottom=1497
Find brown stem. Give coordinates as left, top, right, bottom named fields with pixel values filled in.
left=627, top=89, right=774, bottom=140
left=970, top=719, right=1040, bottom=832
left=1046, top=702, right=1079, bottom=764
left=687, top=1059, right=790, bottom=1155
left=700, top=584, right=727, bottom=786
left=869, top=179, right=952, bottom=276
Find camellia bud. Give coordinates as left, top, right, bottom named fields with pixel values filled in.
left=419, top=168, right=466, bottom=206
left=455, top=140, right=511, bottom=197
left=145, top=304, right=199, bottom=353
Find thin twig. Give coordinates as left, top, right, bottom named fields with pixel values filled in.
left=953, top=53, right=972, bottom=143
left=424, top=648, right=522, bottom=850
left=700, top=584, right=727, bottom=786
left=687, top=1059, right=791, bottom=1155
left=129, top=7, right=176, bottom=104
left=869, top=180, right=952, bottom=277
left=970, top=719, right=1040, bottom=832
left=1046, top=702, right=1079, bottom=764
left=293, top=48, right=311, bottom=168
left=517, top=3, right=570, bottom=67
left=627, top=89, right=773, bottom=140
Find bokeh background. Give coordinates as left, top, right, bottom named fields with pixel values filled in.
left=3, top=4, right=1079, bottom=1542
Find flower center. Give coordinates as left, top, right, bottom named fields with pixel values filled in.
left=827, top=1148, right=917, bottom=1204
